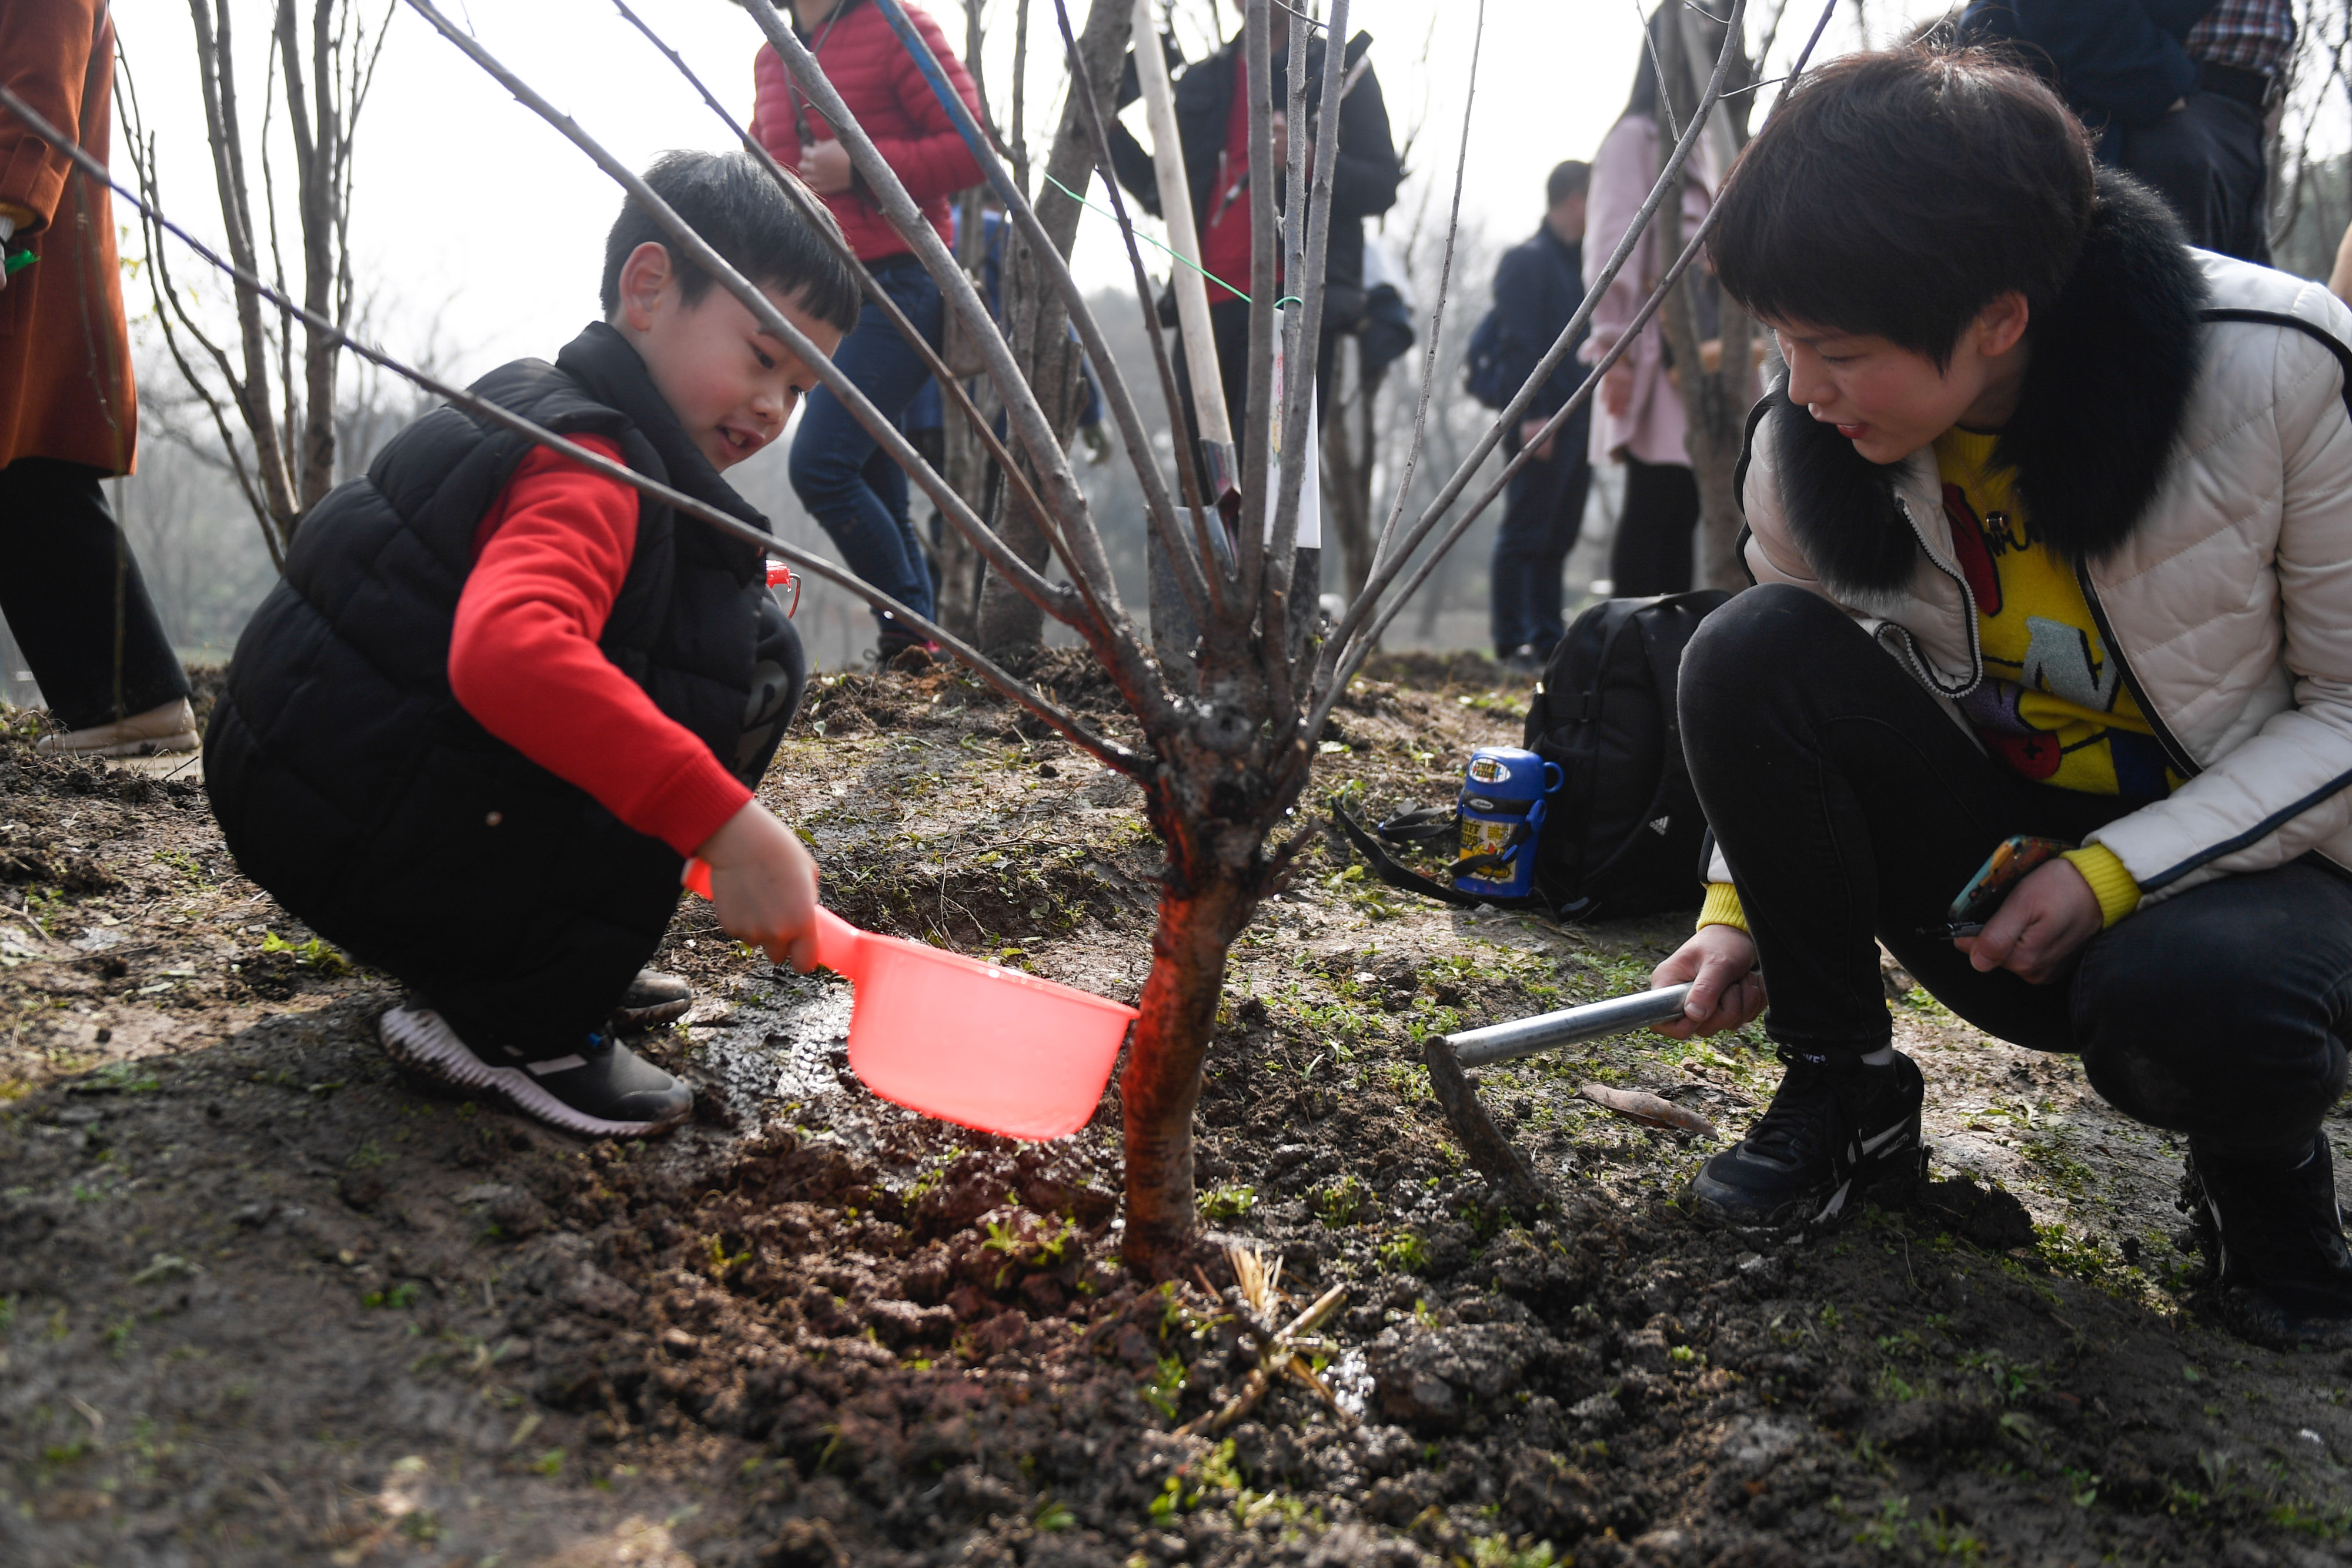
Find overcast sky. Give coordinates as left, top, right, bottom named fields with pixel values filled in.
left=111, top=0, right=1963, bottom=383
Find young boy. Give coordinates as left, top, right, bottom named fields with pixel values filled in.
left=1651, top=48, right=2352, bottom=1350
left=206, top=152, right=863, bottom=1138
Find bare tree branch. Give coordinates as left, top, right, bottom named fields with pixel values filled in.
left=400, top=0, right=1102, bottom=664
left=1047, top=0, right=1223, bottom=624
left=1308, top=0, right=1842, bottom=742
left=744, top=0, right=1184, bottom=710
left=607, top=0, right=1121, bottom=638
left=0, top=76, right=1144, bottom=774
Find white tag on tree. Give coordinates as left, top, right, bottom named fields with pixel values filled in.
left=1266, top=315, right=1322, bottom=551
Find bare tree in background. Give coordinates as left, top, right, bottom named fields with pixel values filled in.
left=977, top=1, right=1132, bottom=653
left=119, top=0, right=392, bottom=571
left=65, top=0, right=1809, bottom=1273
left=1651, top=4, right=1758, bottom=594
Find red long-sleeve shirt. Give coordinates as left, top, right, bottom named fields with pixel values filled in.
left=448, top=437, right=750, bottom=856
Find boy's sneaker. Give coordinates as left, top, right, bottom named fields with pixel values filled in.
left=2181, top=1134, right=2352, bottom=1351
left=613, top=967, right=693, bottom=1031
left=378, top=1006, right=692, bottom=1137
left=1688, top=1048, right=1925, bottom=1228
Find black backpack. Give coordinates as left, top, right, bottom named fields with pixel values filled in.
left=1335, top=589, right=1728, bottom=918
left=1462, top=308, right=1518, bottom=410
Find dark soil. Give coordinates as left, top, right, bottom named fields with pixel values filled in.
left=3, top=663, right=2350, bottom=1567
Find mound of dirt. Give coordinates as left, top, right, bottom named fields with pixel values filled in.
left=3, top=658, right=2350, bottom=1566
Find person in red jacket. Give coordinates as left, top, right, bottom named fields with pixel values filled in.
left=207, top=154, right=863, bottom=1138
left=751, top=0, right=982, bottom=664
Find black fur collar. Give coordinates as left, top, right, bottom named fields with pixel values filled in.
left=1763, top=171, right=2209, bottom=596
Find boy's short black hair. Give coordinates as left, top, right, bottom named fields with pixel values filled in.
left=1709, top=47, right=2094, bottom=367
left=1546, top=160, right=1590, bottom=208
left=600, top=151, right=863, bottom=335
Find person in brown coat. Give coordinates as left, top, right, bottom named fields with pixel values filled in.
left=0, top=0, right=193, bottom=755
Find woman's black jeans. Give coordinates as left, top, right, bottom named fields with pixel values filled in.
left=1681, top=584, right=2352, bottom=1163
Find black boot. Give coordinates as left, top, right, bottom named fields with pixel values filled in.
left=2181, top=1133, right=2352, bottom=1351
left=1688, top=1048, right=1926, bottom=1228
left=614, top=967, right=694, bottom=1031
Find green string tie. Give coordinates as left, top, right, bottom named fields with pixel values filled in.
left=1041, top=169, right=1260, bottom=304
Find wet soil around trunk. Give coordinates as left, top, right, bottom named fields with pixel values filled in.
left=3, top=658, right=2350, bottom=1567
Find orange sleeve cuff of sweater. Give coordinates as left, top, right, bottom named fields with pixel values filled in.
left=1698, top=881, right=1748, bottom=933
left=2062, top=844, right=2141, bottom=928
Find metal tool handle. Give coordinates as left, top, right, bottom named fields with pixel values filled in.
left=1443, top=984, right=1694, bottom=1068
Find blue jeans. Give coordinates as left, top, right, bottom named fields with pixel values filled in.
left=789, top=258, right=943, bottom=642
left=1489, top=423, right=1591, bottom=657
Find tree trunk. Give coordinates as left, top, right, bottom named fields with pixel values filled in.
left=975, top=0, right=1130, bottom=653
left=1655, top=8, right=1755, bottom=595
left=1322, top=336, right=1379, bottom=602
left=1118, top=864, right=1257, bottom=1272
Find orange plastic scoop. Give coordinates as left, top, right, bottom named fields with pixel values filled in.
left=684, top=860, right=1135, bottom=1139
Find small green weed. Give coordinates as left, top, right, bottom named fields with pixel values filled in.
left=1311, top=1174, right=1369, bottom=1229
left=1142, top=1355, right=1185, bottom=1419
left=1378, top=1229, right=1431, bottom=1273
left=1199, top=1183, right=1257, bottom=1222
left=259, top=931, right=351, bottom=976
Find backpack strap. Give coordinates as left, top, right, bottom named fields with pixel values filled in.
left=1376, top=805, right=1459, bottom=844
left=1332, top=799, right=1486, bottom=908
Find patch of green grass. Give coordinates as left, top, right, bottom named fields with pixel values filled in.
left=1033, top=1497, right=1074, bottom=1532
left=82, top=1061, right=160, bottom=1094
left=1141, top=1355, right=1185, bottom=1420
left=362, top=1281, right=422, bottom=1310
left=1378, top=1229, right=1431, bottom=1273
left=1199, top=1183, right=1257, bottom=1222
left=259, top=931, right=350, bottom=977
left=1311, top=1174, right=1370, bottom=1229
left=529, top=1447, right=565, bottom=1477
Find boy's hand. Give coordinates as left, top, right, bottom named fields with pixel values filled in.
left=1649, top=924, right=1765, bottom=1039
left=696, top=801, right=822, bottom=971
left=1953, top=858, right=2100, bottom=984
left=800, top=138, right=854, bottom=195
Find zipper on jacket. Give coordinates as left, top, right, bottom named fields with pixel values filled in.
left=2072, top=560, right=2203, bottom=781
left=1891, top=492, right=1986, bottom=699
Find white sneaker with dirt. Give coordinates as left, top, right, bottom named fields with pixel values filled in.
left=377, top=1005, right=693, bottom=1136
left=36, top=697, right=200, bottom=757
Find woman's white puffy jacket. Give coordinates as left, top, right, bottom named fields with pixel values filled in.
left=1723, top=183, right=2352, bottom=907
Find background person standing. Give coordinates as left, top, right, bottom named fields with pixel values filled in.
left=0, top=0, right=195, bottom=755
left=753, top=0, right=983, bottom=666
left=1582, top=5, right=1733, bottom=599
left=1486, top=161, right=1593, bottom=670
left=1962, top=0, right=2293, bottom=263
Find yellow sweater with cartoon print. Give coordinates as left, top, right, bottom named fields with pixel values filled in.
left=1700, top=427, right=2160, bottom=936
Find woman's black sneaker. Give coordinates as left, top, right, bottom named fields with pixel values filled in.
left=1688, top=1048, right=1926, bottom=1228
left=614, top=967, right=694, bottom=1031
left=2182, top=1133, right=2352, bottom=1351
left=378, top=1005, right=692, bottom=1137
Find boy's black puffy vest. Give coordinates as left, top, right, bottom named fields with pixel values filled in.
left=205, top=323, right=767, bottom=1035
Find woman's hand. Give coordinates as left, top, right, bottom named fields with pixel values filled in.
left=1602, top=361, right=1635, bottom=419
left=800, top=138, right=854, bottom=196
left=1649, top=924, right=1766, bottom=1039
left=1954, top=858, right=2102, bottom=984
left=696, top=801, right=822, bottom=971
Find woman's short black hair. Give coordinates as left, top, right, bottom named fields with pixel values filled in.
left=1709, top=47, right=2094, bottom=367
left=600, top=150, right=863, bottom=335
